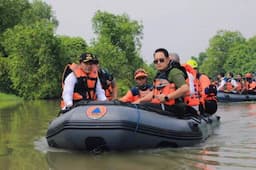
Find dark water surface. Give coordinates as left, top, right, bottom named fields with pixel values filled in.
left=0, top=101, right=256, bottom=170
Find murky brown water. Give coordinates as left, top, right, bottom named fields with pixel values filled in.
left=0, top=101, right=256, bottom=170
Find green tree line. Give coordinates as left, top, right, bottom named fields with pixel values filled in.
left=195, top=30, right=256, bottom=79
left=1, top=0, right=255, bottom=99
left=0, top=0, right=152, bottom=99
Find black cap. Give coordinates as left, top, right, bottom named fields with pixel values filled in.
left=79, top=53, right=98, bottom=64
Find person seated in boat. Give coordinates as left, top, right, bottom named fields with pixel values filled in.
left=224, top=72, right=238, bottom=93
left=170, top=54, right=200, bottom=110
left=133, top=48, right=189, bottom=115
left=217, top=72, right=227, bottom=92
left=185, top=59, right=217, bottom=115
left=94, top=59, right=118, bottom=101
left=235, top=73, right=246, bottom=94
left=60, top=53, right=107, bottom=110
left=119, top=68, right=152, bottom=103
left=182, top=59, right=200, bottom=108
left=244, top=73, right=256, bottom=94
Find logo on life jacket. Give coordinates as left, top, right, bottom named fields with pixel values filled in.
left=86, top=106, right=107, bottom=119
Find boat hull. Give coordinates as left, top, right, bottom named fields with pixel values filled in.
left=46, top=101, right=220, bottom=151
left=217, top=91, right=256, bottom=102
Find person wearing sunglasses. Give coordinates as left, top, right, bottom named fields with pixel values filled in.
left=60, top=52, right=107, bottom=111
left=119, top=68, right=152, bottom=103
left=133, top=48, right=189, bottom=115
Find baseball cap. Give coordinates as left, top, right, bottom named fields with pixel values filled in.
left=80, top=53, right=98, bottom=64
left=134, top=68, right=148, bottom=79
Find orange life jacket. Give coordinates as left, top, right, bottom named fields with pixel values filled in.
left=198, top=74, right=217, bottom=114
left=104, top=85, right=113, bottom=100
left=60, top=63, right=98, bottom=108
left=98, top=68, right=114, bottom=100
left=244, top=80, right=256, bottom=92
left=224, top=78, right=234, bottom=91
left=151, top=78, right=176, bottom=105
left=120, top=85, right=152, bottom=103
left=198, top=74, right=211, bottom=104
left=151, top=62, right=188, bottom=106
left=182, top=64, right=200, bottom=106
left=244, top=81, right=250, bottom=90
left=151, top=68, right=175, bottom=105
left=235, top=80, right=243, bottom=92
left=202, top=84, right=218, bottom=115
left=248, top=81, right=256, bottom=90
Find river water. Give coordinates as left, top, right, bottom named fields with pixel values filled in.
left=0, top=100, right=256, bottom=170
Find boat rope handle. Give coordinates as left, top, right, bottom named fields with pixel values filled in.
left=134, top=104, right=141, bottom=133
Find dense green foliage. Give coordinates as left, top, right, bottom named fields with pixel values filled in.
left=0, top=57, right=15, bottom=93
left=0, top=0, right=30, bottom=34
left=0, top=1, right=149, bottom=98
left=20, top=0, right=58, bottom=26
left=58, top=36, right=88, bottom=65
left=0, top=1, right=255, bottom=99
left=198, top=30, right=255, bottom=78
left=223, top=36, right=256, bottom=74
left=2, top=21, right=62, bottom=99
left=0, top=0, right=30, bottom=57
left=90, top=11, right=146, bottom=94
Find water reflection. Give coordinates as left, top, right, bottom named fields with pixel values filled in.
left=1, top=101, right=256, bottom=170
left=46, top=149, right=209, bottom=170
left=0, top=100, right=58, bottom=170
left=247, top=103, right=256, bottom=116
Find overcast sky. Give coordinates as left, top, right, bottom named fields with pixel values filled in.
left=43, top=0, right=256, bottom=64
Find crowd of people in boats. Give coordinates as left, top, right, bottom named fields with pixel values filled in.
left=214, top=72, right=256, bottom=95
left=60, top=48, right=220, bottom=116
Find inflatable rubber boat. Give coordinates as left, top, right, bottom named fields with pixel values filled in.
left=46, top=101, right=220, bottom=151
left=217, top=91, right=256, bottom=102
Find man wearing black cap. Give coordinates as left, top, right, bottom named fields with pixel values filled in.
left=60, top=53, right=107, bottom=110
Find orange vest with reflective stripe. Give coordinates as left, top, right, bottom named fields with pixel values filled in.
left=151, top=64, right=188, bottom=106
left=182, top=64, right=200, bottom=106
left=120, top=86, right=152, bottom=103
left=151, top=78, right=176, bottom=105
left=60, top=63, right=98, bottom=108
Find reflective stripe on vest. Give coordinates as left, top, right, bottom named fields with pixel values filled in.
left=60, top=63, right=98, bottom=108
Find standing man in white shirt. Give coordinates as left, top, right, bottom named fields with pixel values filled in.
left=60, top=53, right=107, bottom=110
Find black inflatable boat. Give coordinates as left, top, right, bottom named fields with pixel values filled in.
left=46, top=101, right=220, bottom=151
left=217, top=91, right=256, bottom=102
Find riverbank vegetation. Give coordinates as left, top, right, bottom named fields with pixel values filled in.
left=1, top=0, right=255, bottom=100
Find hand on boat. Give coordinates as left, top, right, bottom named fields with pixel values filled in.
left=61, top=106, right=72, bottom=114
left=132, top=100, right=140, bottom=104
left=155, top=94, right=166, bottom=103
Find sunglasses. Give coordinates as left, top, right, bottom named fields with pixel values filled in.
left=153, top=58, right=165, bottom=64
left=136, top=77, right=146, bottom=80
